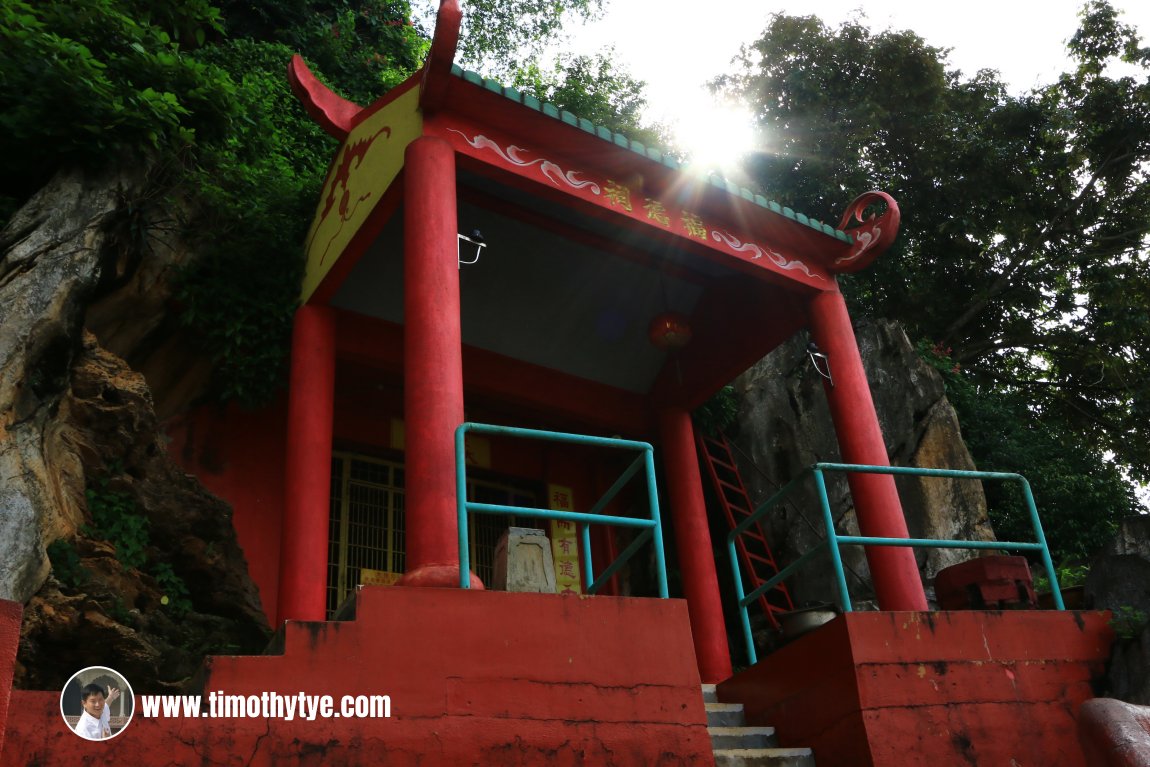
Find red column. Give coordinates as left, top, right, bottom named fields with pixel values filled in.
left=0, top=599, right=21, bottom=757
left=808, top=287, right=928, bottom=610
left=659, top=407, right=733, bottom=683
left=277, top=304, right=336, bottom=623
left=398, top=136, right=478, bottom=589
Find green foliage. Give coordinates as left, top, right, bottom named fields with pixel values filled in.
left=46, top=540, right=90, bottom=589
left=719, top=5, right=1150, bottom=486
left=513, top=50, right=667, bottom=149
left=918, top=342, right=1137, bottom=563
left=1110, top=605, right=1149, bottom=640
left=0, top=0, right=236, bottom=206
left=694, top=386, right=740, bottom=437
left=443, top=0, right=606, bottom=77
left=177, top=40, right=328, bottom=406
left=85, top=467, right=195, bottom=615
left=1031, top=562, right=1090, bottom=593
left=85, top=477, right=150, bottom=570
left=151, top=561, right=193, bottom=615
left=718, top=4, right=1150, bottom=560
left=107, top=596, right=136, bottom=627
left=218, top=0, right=428, bottom=104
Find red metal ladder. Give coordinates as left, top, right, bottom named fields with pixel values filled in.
left=695, top=431, right=794, bottom=630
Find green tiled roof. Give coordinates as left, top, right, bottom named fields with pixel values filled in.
left=452, top=65, right=853, bottom=244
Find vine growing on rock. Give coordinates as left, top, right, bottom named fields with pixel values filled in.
left=84, top=467, right=194, bottom=615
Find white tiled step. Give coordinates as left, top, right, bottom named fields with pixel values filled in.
left=709, top=725, right=777, bottom=749
left=713, top=747, right=816, bottom=767
left=705, top=702, right=746, bottom=727
left=702, top=683, right=719, bottom=703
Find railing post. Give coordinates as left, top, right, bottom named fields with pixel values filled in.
left=813, top=468, right=853, bottom=612
left=1020, top=476, right=1064, bottom=610
left=643, top=447, right=670, bottom=600
left=452, top=423, right=669, bottom=601
left=456, top=424, right=471, bottom=589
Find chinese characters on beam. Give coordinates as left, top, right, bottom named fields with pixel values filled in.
left=547, top=484, right=583, bottom=595
left=606, top=180, right=706, bottom=240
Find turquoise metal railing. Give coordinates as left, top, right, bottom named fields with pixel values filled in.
left=730, top=462, right=1063, bottom=664
left=455, top=422, right=668, bottom=597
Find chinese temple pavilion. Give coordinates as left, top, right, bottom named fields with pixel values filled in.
left=0, top=2, right=1119, bottom=765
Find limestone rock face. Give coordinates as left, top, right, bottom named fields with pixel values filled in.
left=1, top=170, right=268, bottom=691
left=17, top=334, right=269, bottom=692
left=1087, top=516, right=1150, bottom=705
left=730, top=319, right=995, bottom=607
left=1, top=169, right=124, bottom=603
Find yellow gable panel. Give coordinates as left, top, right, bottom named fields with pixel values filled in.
left=301, top=86, right=423, bottom=302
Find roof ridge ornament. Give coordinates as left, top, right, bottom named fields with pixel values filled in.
left=420, top=0, right=462, bottom=113
left=832, top=191, right=901, bottom=273
left=287, top=55, right=364, bottom=141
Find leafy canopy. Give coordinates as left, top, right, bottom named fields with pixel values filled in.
left=411, top=0, right=606, bottom=78
left=513, top=49, right=665, bottom=148
left=716, top=2, right=1149, bottom=559
left=0, top=0, right=235, bottom=214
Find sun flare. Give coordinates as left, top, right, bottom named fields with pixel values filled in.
left=672, top=99, right=758, bottom=174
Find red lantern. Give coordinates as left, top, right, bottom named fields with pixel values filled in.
left=648, top=312, right=693, bottom=349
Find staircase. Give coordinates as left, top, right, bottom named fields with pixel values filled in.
left=696, top=432, right=793, bottom=630
left=704, top=684, right=815, bottom=766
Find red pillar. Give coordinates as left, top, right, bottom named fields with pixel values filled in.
left=277, top=304, right=336, bottom=623
left=0, top=599, right=21, bottom=758
left=808, top=287, right=928, bottom=610
left=659, top=406, right=733, bottom=683
left=398, top=136, right=478, bottom=589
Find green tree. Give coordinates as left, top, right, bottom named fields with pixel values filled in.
left=0, top=0, right=236, bottom=218
left=431, top=0, right=606, bottom=77
left=513, top=50, right=665, bottom=147
left=177, top=39, right=336, bottom=405
left=716, top=3, right=1149, bottom=559
left=217, top=0, right=428, bottom=104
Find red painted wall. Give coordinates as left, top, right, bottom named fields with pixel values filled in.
left=166, top=399, right=288, bottom=622
left=718, top=610, right=1114, bottom=767
left=167, top=321, right=660, bottom=625
left=0, top=599, right=21, bottom=757
left=3, top=589, right=714, bottom=766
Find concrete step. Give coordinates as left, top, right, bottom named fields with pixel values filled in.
left=708, top=725, right=777, bottom=749
left=701, top=683, right=719, bottom=703
left=713, top=747, right=816, bottom=767
left=705, top=702, right=746, bottom=727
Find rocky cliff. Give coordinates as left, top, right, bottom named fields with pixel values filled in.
left=730, top=319, right=996, bottom=607
left=0, top=170, right=268, bottom=691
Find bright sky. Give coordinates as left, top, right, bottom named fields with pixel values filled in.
left=559, top=1, right=1150, bottom=165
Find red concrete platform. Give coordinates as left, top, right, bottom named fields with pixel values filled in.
left=717, top=610, right=1114, bottom=767
left=3, top=588, right=715, bottom=766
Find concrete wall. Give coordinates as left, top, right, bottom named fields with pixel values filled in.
left=3, top=588, right=714, bottom=765
left=719, top=610, right=1114, bottom=766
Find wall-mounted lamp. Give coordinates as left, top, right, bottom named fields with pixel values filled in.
left=458, top=229, right=486, bottom=267
left=807, top=341, right=833, bottom=387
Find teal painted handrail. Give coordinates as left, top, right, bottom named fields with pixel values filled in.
left=730, top=462, right=1063, bottom=664
left=455, top=422, right=668, bottom=597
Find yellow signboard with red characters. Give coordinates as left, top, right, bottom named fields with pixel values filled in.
left=301, top=86, right=423, bottom=302
left=547, top=484, right=583, bottom=595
